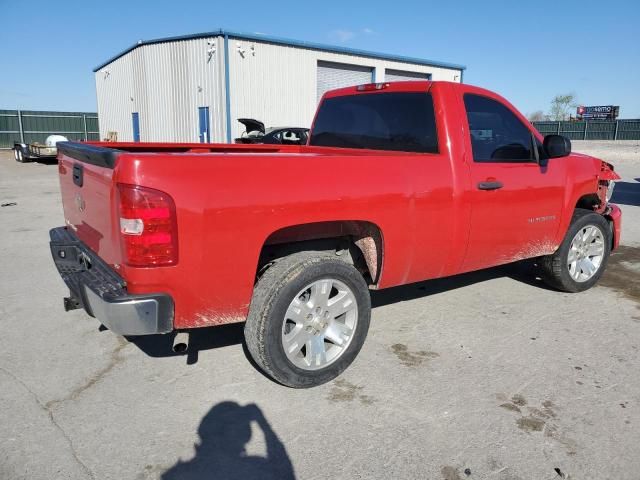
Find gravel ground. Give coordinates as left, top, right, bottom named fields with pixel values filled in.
left=573, top=140, right=640, bottom=166
left=1, top=145, right=639, bottom=480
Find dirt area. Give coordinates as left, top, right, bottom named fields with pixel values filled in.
left=1, top=147, right=639, bottom=480
left=572, top=140, right=640, bottom=166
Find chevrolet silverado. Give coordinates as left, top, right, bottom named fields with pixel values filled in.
left=49, top=81, right=621, bottom=388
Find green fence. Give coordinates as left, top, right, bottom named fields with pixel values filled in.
left=533, top=119, right=640, bottom=140
left=0, top=110, right=99, bottom=149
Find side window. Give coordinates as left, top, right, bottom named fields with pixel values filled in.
left=464, top=94, right=534, bottom=163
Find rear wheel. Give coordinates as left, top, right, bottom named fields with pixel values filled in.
left=540, top=209, right=611, bottom=292
left=244, top=252, right=371, bottom=388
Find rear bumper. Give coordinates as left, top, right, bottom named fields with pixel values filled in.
left=49, top=227, right=174, bottom=335
left=605, top=203, right=622, bottom=249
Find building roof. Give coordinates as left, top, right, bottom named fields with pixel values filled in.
left=93, top=29, right=466, bottom=72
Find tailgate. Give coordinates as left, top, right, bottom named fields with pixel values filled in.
left=57, top=142, right=122, bottom=266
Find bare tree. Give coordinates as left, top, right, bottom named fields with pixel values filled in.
left=549, top=94, right=577, bottom=121
left=527, top=110, right=547, bottom=122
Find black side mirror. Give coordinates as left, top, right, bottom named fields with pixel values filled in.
left=543, top=135, right=571, bottom=158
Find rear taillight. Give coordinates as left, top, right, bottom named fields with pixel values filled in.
left=117, top=183, right=178, bottom=267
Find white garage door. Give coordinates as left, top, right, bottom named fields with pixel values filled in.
left=385, top=69, right=431, bottom=82
left=317, top=61, right=374, bottom=102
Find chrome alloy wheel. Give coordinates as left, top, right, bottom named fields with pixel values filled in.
left=281, top=278, right=358, bottom=370
left=567, top=225, right=605, bottom=282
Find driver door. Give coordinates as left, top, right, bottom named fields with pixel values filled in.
left=461, top=93, right=567, bottom=272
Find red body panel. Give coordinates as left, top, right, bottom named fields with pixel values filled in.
left=57, top=81, right=620, bottom=329
left=607, top=204, right=622, bottom=249
left=58, top=159, right=122, bottom=265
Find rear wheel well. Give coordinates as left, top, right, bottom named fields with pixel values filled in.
left=256, top=221, right=383, bottom=286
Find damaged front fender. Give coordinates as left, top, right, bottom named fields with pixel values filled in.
left=595, top=160, right=621, bottom=212
left=599, top=160, right=621, bottom=181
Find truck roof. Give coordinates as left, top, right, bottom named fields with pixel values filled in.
left=320, top=80, right=488, bottom=99
left=321, top=81, right=516, bottom=115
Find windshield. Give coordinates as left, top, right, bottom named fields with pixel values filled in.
left=309, top=92, right=438, bottom=153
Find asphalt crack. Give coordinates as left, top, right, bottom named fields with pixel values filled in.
left=0, top=366, right=95, bottom=480
left=46, top=336, right=129, bottom=410
left=0, top=336, right=130, bottom=479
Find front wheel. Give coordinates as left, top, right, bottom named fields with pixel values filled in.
left=244, top=252, right=371, bottom=388
left=540, top=209, right=611, bottom=292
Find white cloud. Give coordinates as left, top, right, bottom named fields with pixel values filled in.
left=328, top=29, right=356, bottom=43
left=362, top=28, right=375, bottom=35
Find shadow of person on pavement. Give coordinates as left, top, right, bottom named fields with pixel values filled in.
left=161, top=401, right=295, bottom=480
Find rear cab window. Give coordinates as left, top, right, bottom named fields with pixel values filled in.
left=309, top=92, right=438, bottom=153
left=464, top=94, right=538, bottom=163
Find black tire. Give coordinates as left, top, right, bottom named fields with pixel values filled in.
left=244, top=252, right=371, bottom=388
left=13, top=148, right=19, bottom=162
left=540, top=209, right=611, bottom=292
left=16, top=149, right=29, bottom=163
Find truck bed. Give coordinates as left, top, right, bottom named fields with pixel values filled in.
left=77, top=141, right=410, bottom=158
left=86, top=141, right=303, bottom=153
left=56, top=138, right=455, bottom=329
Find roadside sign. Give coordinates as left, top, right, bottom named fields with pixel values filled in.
left=577, top=105, right=619, bottom=120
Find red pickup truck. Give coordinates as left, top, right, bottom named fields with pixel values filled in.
left=50, top=81, right=621, bottom=388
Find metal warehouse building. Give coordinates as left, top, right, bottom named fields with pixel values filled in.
left=94, top=29, right=465, bottom=143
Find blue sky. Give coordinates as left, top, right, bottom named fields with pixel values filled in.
left=2, top=0, right=639, bottom=117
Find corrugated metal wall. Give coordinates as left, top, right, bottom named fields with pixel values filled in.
left=227, top=37, right=461, bottom=140
left=0, top=110, right=99, bottom=148
left=95, top=35, right=462, bottom=143
left=95, top=37, right=225, bottom=142
left=534, top=120, right=640, bottom=140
